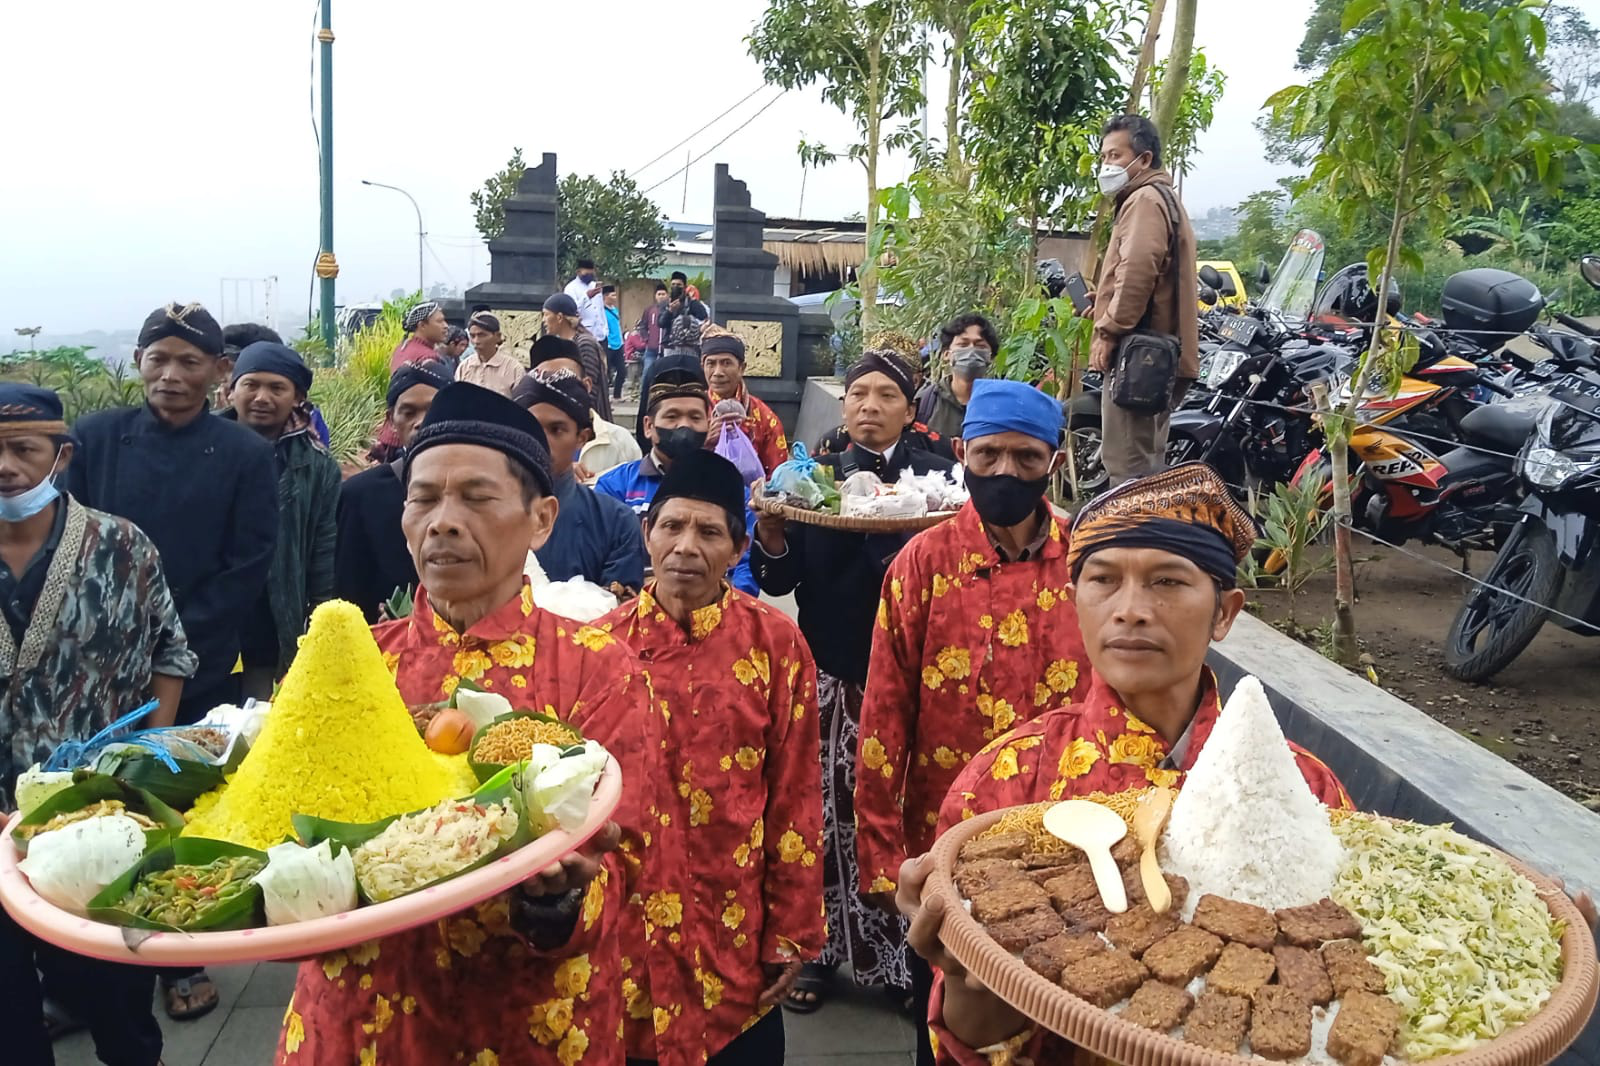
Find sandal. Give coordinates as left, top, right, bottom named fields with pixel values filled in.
left=162, top=972, right=220, bottom=1021
left=782, top=962, right=833, bottom=1014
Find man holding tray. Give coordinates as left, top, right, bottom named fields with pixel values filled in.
left=280, top=383, right=693, bottom=1066
left=603, top=449, right=825, bottom=1064
left=895, top=463, right=1351, bottom=1063
left=855, top=378, right=1092, bottom=1061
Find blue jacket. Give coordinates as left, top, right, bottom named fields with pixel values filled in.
left=604, top=306, right=623, bottom=349
left=593, top=453, right=758, bottom=595
left=535, top=472, right=645, bottom=590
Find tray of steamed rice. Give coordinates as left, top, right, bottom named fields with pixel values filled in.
left=927, top=677, right=1598, bottom=1066
left=0, top=600, right=624, bottom=966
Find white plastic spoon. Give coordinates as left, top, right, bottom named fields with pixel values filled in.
left=1043, top=800, right=1129, bottom=913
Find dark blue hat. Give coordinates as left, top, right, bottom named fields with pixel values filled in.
left=542, top=293, right=580, bottom=317
left=0, top=384, right=66, bottom=437
left=652, top=449, right=747, bottom=526
left=408, top=382, right=553, bottom=496
left=232, top=341, right=313, bottom=393
left=385, top=360, right=452, bottom=409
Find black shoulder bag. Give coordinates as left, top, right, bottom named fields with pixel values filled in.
left=1110, top=184, right=1183, bottom=413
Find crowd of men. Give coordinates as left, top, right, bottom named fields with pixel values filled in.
left=18, top=114, right=1586, bottom=1066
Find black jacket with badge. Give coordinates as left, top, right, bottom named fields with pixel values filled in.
left=751, top=440, right=954, bottom=685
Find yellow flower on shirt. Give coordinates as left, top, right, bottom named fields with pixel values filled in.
left=935, top=645, right=971, bottom=680
left=1034, top=683, right=1052, bottom=707
left=490, top=634, right=537, bottom=668
left=932, top=573, right=951, bottom=597
left=1108, top=732, right=1161, bottom=768
left=722, top=901, right=746, bottom=930
left=1046, top=659, right=1079, bottom=694
left=991, top=748, right=1021, bottom=781
left=921, top=665, right=945, bottom=690
left=735, top=746, right=762, bottom=770
left=645, top=891, right=683, bottom=928
left=701, top=967, right=725, bottom=1009
left=877, top=599, right=890, bottom=629
left=554, top=954, right=593, bottom=998
left=890, top=577, right=904, bottom=602
left=1147, top=766, right=1181, bottom=788
left=471, top=1052, right=501, bottom=1066
left=689, top=788, right=714, bottom=826
left=557, top=1026, right=590, bottom=1066
left=1057, top=737, right=1102, bottom=780
left=778, top=829, right=808, bottom=863
left=623, top=977, right=654, bottom=1020
left=528, top=998, right=575, bottom=1044
left=570, top=625, right=612, bottom=652
left=1123, top=712, right=1156, bottom=734
left=932, top=745, right=960, bottom=770
left=997, top=610, right=1029, bottom=647
left=283, top=1001, right=306, bottom=1054
left=861, top=736, right=888, bottom=773
left=452, top=647, right=492, bottom=681
left=1036, top=587, right=1057, bottom=611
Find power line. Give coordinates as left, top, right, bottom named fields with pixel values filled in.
left=641, top=90, right=788, bottom=196
left=627, top=85, right=770, bottom=178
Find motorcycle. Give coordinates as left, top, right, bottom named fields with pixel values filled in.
left=1442, top=256, right=1600, bottom=680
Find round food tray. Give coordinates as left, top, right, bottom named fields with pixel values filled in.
left=0, top=760, right=623, bottom=966
left=928, top=806, right=1600, bottom=1066
left=750, top=483, right=959, bottom=533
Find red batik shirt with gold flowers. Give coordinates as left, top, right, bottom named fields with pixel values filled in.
left=855, top=502, right=1091, bottom=894
left=710, top=385, right=789, bottom=475
left=600, top=582, right=825, bottom=1061
left=278, top=583, right=691, bottom=1066
left=926, top=670, right=1352, bottom=1066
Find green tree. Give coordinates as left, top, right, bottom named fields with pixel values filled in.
left=469, top=156, right=668, bottom=281
left=1233, top=189, right=1286, bottom=269
left=919, top=0, right=974, bottom=168
left=748, top=0, right=928, bottom=330
left=1147, top=48, right=1226, bottom=177
left=1152, top=0, right=1198, bottom=140
left=469, top=148, right=527, bottom=241
left=555, top=173, right=669, bottom=281
left=1270, top=0, right=1574, bottom=662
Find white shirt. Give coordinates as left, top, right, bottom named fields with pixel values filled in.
left=579, top=411, right=644, bottom=479
left=564, top=275, right=608, bottom=342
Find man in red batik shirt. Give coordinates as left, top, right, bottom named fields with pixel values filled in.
left=855, top=378, right=1092, bottom=1063
left=279, top=383, right=692, bottom=1066
left=700, top=330, right=788, bottom=475
left=602, top=450, right=824, bottom=1066
left=897, top=463, right=1353, bottom=1065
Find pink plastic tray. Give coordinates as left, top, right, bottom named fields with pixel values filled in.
left=0, top=759, right=622, bottom=965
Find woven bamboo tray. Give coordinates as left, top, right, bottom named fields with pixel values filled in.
left=927, top=806, right=1599, bottom=1066
left=750, top=482, right=960, bottom=534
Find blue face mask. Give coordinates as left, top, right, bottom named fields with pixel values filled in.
left=579, top=272, right=595, bottom=284
left=0, top=450, right=62, bottom=523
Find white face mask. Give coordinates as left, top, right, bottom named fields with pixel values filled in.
left=1097, top=163, right=1130, bottom=196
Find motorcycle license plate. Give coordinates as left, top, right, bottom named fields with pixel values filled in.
left=1552, top=375, right=1600, bottom=417
left=1216, top=316, right=1260, bottom=345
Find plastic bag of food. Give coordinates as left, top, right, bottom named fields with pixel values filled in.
left=533, top=576, right=619, bottom=623
left=765, top=443, right=827, bottom=509
left=522, top=740, right=610, bottom=834
left=715, top=421, right=766, bottom=487
left=252, top=839, right=358, bottom=925
left=841, top=491, right=927, bottom=519
left=896, top=468, right=968, bottom=512
left=838, top=471, right=887, bottom=498
left=14, top=765, right=75, bottom=818
left=18, top=813, right=148, bottom=914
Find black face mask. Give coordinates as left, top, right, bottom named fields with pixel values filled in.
left=656, top=426, right=707, bottom=460
left=965, top=470, right=1049, bottom=527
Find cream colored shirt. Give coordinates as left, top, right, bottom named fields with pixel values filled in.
left=454, top=350, right=523, bottom=397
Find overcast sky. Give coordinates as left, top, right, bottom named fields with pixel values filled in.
left=4, top=0, right=1595, bottom=335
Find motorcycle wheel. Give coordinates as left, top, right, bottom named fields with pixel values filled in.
left=1065, top=412, right=1109, bottom=500
left=1442, top=522, right=1561, bottom=682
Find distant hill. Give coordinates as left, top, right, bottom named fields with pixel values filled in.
left=1193, top=204, right=1241, bottom=242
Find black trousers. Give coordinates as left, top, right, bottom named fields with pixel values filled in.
left=0, top=907, right=162, bottom=1066
left=627, top=1005, right=785, bottom=1066
left=607, top=345, right=626, bottom=399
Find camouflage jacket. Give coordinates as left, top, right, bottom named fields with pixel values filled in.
left=0, top=496, right=197, bottom=808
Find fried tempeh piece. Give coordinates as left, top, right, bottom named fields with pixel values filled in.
left=1327, top=990, right=1402, bottom=1066
left=1022, top=932, right=1106, bottom=983
left=1185, top=991, right=1251, bottom=1054
left=1273, top=944, right=1334, bottom=1005
left=1208, top=942, right=1276, bottom=998
left=970, top=879, right=1052, bottom=925
left=1323, top=939, right=1387, bottom=997
left=1042, top=866, right=1101, bottom=911
left=954, top=858, right=1026, bottom=899
left=1143, top=925, right=1224, bottom=985
left=960, top=831, right=1032, bottom=863
left=1193, top=894, right=1278, bottom=950
left=1121, top=979, right=1193, bottom=1031
left=1275, top=897, right=1363, bottom=947
left=1105, top=902, right=1180, bottom=958
left=983, top=907, right=1066, bottom=952
left=1251, top=987, right=1312, bottom=1061
left=1059, top=949, right=1148, bottom=1008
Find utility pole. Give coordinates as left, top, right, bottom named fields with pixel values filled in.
left=314, top=1, right=337, bottom=352
left=362, top=179, right=425, bottom=295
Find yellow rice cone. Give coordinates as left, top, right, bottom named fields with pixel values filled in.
left=183, top=600, right=466, bottom=848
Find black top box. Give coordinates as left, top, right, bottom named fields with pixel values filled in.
left=1440, top=268, right=1544, bottom=349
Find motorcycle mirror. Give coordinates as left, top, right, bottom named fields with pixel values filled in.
left=1219, top=276, right=1239, bottom=298
left=1198, top=265, right=1226, bottom=290
left=1581, top=255, right=1600, bottom=292
left=1257, top=261, right=1273, bottom=286
left=1199, top=285, right=1218, bottom=306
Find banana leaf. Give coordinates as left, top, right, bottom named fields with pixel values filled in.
left=290, top=770, right=532, bottom=904
left=14, top=773, right=185, bottom=858
left=466, top=711, right=584, bottom=783
left=86, top=837, right=267, bottom=932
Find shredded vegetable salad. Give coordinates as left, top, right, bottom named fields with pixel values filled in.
left=1331, top=813, right=1565, bottom=1060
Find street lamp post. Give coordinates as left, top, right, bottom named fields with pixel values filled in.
left=361, top=179, right=425, bottom=296
left=315, top=1, right=336, bottom=352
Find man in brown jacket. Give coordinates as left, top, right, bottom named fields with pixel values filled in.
left=1086, top=114, right=1199, bottom=485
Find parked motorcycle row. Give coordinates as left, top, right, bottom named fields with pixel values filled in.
left=1061, top=229, right=1600, bottom=682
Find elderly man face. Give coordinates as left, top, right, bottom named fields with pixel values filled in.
left=391, top=383, right=439, bottom=449
left=136, top=337, right=229, bottom=426
left=645, top=497, right=745, bottom=609
left=402, top=443, right=557, bottom=616
left=954, top=430, right=1058, bottom=482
